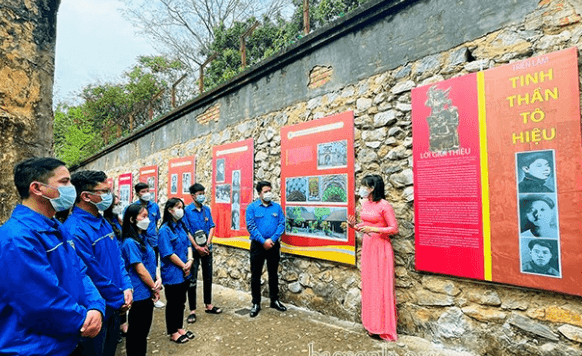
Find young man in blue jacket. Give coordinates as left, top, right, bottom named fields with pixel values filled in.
left=63, top=170, right=133, bottom=356
left=129, top=182, right=164, bottom=307
left=245, top=181, right=287, bottom=317
left=0, top=157, right=105, bottom=356
left=183, top=183, right=222, bottom=323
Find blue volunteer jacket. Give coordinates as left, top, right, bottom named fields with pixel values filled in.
left=245, top=199, right=285, bottom=244
left=129, top=200, right=161, bottom=248
left=158, top=220, right=190, bottom=285
left=0, top=205, right=105, bottom=356
left=62, top=206, right=132, bottom=319
left=121, top=237, right=157, bottom=302
left=183, top=203, right=215, bottom=237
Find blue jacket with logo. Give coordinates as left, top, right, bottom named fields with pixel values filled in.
left=158, top=220, right=190, bottom=285
left=245, top=199, right=285, bottom=244
left=129, top=200, right=161, bottom=248
left=183, top=203, right=215, bottom=237
left=121, top=237, right=157, bottom=302
left=62, top=206, right=132, bottom=319
left=0, top=205, right=105, bottom=356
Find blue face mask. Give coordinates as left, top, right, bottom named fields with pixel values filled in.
left=89, top=192, right=113, bottom=211
left=196, top=195, right=206, bottom=204
left=40, top=184, right=77, bottom=212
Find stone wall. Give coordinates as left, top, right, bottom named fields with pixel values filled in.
left=78, top=0, right=582, bottom=354
left=0, top=0, right=60, bottom=222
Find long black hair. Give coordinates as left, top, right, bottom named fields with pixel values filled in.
left=161, top=197, right=186, bottom=233
left=361, top=174, right=386, bottom=202
left=122, top=204, right=147, bottom=249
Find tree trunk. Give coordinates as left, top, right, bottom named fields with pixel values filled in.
left=0, top=0, right=60, bottom=223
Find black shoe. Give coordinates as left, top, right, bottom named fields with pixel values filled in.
left=250, top=304, right=261, bottom=317
left=270, top=300, right=287, bottom=312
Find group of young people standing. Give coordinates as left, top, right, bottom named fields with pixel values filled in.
left=0, top=157, right=401, bottom=356
left=0, top=158, right=222, bottom=356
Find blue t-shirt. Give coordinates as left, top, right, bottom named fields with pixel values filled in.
left=245, top=199, right=285, bottom=244
left=121, top=237, right=157, bottom=302
left=183, top=203, right=215, bottom=236
left=158, top=220, right=190, bottom=285
left=0, top=205, right=105, bottom=356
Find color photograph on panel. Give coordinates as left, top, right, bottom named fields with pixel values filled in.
left=281, top=111, right=355, bottom=265
left=412, top=47, right=582, bottom=296
left=167, top=156, right=196, bottom=204
left=211, top=138, right=254, bottom=249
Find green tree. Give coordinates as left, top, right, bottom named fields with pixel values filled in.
left=53, top=105, right=103, bottom=166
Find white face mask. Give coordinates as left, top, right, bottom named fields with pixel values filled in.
left=112, top=205, right=123, bottom=216
left=359, top=186, right=371, bottom=198
left=262, top=191, right=273, bottom=202
left=171, top=208, right=184, bottom=220
left=136, top=217, right=150, bottom=230
left=140, top=192, right=152, bottom=202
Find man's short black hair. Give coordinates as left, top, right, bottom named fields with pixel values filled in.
left=528, top=239, right=554, bottom=254
left=71, top=170, right=108, bottom=203
left=256, top=181, right=271, bottom=194
left=14, top=157, right=66, bottom=199
left=135, top=182, right=149, bottom=193
left=189, top=183, right=205, bottom=194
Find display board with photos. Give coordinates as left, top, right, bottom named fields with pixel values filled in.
left=117, top=173, right=133, bottom=211
left=211, top=138, right=254, bottom=250
left=411, top=47, right=582, bottom=296
left=167, top=156, right=196, bottom=205
left=281, top=111, right=356, bottom=265
left=139, top=165, right=159, bottom=202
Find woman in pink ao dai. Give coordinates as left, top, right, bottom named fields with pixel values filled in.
left=348, top=174, right=399, bottom=341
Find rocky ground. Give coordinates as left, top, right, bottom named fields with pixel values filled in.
left=115, top=284, right=475, bottom=356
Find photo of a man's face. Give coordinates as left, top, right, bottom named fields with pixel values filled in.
left=216, top=159, right=225, bottom=183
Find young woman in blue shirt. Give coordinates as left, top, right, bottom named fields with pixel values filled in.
left=158, top=198, right=195, bottom=344
left=121, top=204, right=161, bottom=356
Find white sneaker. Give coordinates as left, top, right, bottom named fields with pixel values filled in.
left=154, top=300, right=165, bottom=308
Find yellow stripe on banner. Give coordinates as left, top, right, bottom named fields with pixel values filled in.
left=477, top=71, right=492, bottom=281
left=280, top=242, right=356, bottom=265
left=212, top=236, right=250, bottom=250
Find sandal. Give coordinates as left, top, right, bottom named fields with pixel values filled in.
left=185, top=331, right=195, bottom=339
left=171, top=334, right=189, bottom=344
left=187, top=313, right=196, bottom=323
left=205, top=306, right=222, bottom=314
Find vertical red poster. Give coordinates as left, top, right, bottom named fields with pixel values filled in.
left=117, top=173, right=133, bottom=210
left=412, top=73, right=484, bottom=279
left=139, top=166, right=159, bottom=202
left=412, top=47, right=582, bottom=296
left=211, top=138, right=254, bottom=249
left=167, top=156, right=196, bottom=205
left=280, top=111, right=356, bottom=265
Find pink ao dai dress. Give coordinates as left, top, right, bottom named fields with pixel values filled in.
left=356, top=198, right=399, bottom=341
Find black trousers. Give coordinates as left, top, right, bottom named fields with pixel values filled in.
left=126, top=299, right=154, bottom=356
left=164, top=281, right=188, bottom=334
left=188, top=249, right=213, bottom=310
left=250, top=240, right=280, bottom=305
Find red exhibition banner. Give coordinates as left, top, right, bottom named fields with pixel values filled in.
left=412, top=47, right=582, bottom=296
left=117, top=172, right=133, bottom=210
left=167, top=156, right=195, bottom=205
left=280, top=111, right=356, bottom=265
left=212, top=138, right=254, bottom=249
left=139, top=166, right=159, bottom=202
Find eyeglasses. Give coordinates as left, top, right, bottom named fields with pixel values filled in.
left=87, top=189, right=112, bottom=195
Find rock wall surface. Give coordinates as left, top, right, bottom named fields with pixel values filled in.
left=78, top=0, right=582, bottom=354
left=0, top=0, right=60, bottom=222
